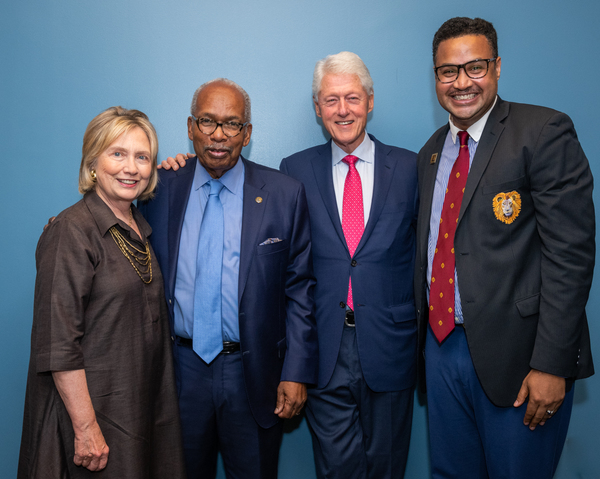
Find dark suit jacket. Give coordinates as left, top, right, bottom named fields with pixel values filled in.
left=138, top=157, right=318, bottom=428
left=281, top=135, right=418, bottom=391
left=414, top=98, right=595, bottom=407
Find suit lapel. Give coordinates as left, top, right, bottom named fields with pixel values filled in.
left=167, top=159, right=197, bottom=296
left=310, top=142, right=348, bottom=250
left=418, top=128, right=447, bottom=264
left=355, top=136, right=396, bottom=256
left=458, top=98, right=509, bottom=223
left=238, top=158, right=267, bottom=302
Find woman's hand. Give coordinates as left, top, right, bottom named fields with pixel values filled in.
left=73, top=420, right=109, bottom=471
left=52, top=369, right=110, bottom=471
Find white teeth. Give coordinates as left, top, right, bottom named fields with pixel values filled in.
left=454, top=94, right=476, bottom=100
left=337, top=121, right=352, bottom=125
left=120, top=180, right=137, bottom=185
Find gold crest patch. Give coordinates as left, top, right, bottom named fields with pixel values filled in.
left=493, top=191, right=521, bottom=224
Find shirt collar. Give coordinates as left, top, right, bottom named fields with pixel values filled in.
left=193, top=156, right=245, bottom=197
left=331, top=132, right=374, bottom=166
left=84, top=189, right=152, bottom=239
left=448, top=95, right=498, bottom=144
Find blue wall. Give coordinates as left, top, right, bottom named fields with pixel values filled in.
left=2, top=1, right=599, bottom=477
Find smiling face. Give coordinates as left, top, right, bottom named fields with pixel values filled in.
left=188, top=82, right=252, bottom=179
left=315, top=73, right=374, bottom=154
left=94, top=126, right=152, bottom=213
left=435, top=34, right=501, bottom=130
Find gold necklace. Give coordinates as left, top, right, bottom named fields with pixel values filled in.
left=109, top=226, right=153, bottom=284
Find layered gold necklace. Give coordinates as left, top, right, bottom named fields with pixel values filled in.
left=109, top=209, right=152, bottom=284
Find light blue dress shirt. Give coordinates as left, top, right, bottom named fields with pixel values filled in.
left=427, top=97, right=497, bottom=323
left=174, top=158, right=244, bottom=342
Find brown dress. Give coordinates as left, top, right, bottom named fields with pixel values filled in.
left=18, top=191, right=186, bottom=478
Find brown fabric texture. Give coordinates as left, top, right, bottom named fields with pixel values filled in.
left=18, top=190, right=186, bottom=478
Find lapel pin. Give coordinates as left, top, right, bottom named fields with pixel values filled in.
left=255, top=197, right=263, bottom=203
left=430, top=153, right=438, bottom=165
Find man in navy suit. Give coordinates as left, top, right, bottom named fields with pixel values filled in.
left=280, top=52, right=418, bottom=479
left=139, top=78, right=318, bottom=479
left=414, top=18, right=594, bottom=477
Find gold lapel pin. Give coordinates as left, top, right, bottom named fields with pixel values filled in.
left=255, top=197, right=263, bottom=203
left=430, top=153, right=438, bottom=165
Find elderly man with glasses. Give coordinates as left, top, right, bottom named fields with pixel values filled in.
left=139, top=78, right=318, bottom=479
left=414, top=17, right=595, bottom=478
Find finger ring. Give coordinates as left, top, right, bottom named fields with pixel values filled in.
left=546, top=410, right=555, bottom=415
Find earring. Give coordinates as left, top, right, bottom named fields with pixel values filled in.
left=90, top=169, right=97, bottom=181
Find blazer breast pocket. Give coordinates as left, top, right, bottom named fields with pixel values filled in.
left=481, top=176, right=526, bottom=196
left=257, top=238, right=289, bottom=256
left=380, top=200, right=411, bottom=215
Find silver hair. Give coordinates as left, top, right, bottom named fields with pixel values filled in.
left=312, top=51, right=374, bottom=101
left=190, top=78, right=251, bottom=123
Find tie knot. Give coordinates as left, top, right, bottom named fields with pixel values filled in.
left=458, top=131, right=470, bottom=147
left=209, top=179, right=224, bottom=196
left=342, top=155, right=359, bottom=167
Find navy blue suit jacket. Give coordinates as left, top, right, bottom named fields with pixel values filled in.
left=139, top=157, right=318, bottom=428
left=280, top=135, right=418, bottom=391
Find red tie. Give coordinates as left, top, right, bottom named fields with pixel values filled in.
left=429, top=131, right=470, bottom=343
left=342, top=155, right=364, bottom=310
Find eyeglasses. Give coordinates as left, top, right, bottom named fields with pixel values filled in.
left=191, top=116, right=248, bottom=138
left=434, top=58, right=497, bottom=84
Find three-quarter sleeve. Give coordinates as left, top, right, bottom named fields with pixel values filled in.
left=33, top=216, right=96, bottom=373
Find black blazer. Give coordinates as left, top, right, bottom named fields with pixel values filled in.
left=414, top=98, right=595, bottom=406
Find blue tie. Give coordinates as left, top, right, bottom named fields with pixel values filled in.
left=193, top=179, right=225, bottom=363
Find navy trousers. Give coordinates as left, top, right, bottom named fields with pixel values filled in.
left=306, top=325, right=413, bottom=479
left=425, top=325, right=573, bottom=479
left=173, top=339, right=283, bottom=479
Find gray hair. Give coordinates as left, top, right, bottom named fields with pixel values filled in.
left=312, top=51, right=374, bottom=101
left=190, top=78, right=251, bottom=123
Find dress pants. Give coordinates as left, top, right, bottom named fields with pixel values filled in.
left=306, top=324, right=413, bottom=479
left=173, top=339, right=283, bottom=479
left=425, top=325, right=573, bottom=479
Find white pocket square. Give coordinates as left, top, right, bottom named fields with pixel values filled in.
left=259, top=238, right=283, bottom=245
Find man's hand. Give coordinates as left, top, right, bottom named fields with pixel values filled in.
left=157, top=152, right=194, bottom=170
left=73, top=421, right=109, bottom=471
left=43, top=216, right=57, bottom=231
left=513, top=369, right=565, bottom=430
left=274, top=381, right=307, bottom=419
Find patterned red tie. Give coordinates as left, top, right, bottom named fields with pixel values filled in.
left=342, top=155, right=364, bottom=310
left=429, top=131, right=470, bottom=343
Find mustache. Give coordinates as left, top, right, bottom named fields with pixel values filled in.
left=448, top=86, right=481, bottom=95
left=204, top=145, right=232, bottom=153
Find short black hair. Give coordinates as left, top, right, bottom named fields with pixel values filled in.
left=433, top=17, right=498, bottom=64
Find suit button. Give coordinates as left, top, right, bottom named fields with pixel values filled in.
left=351, top=260, right=357, bottom=267
left=339, top=302, right=346, bottom=308
left=169, top=299, right=172, bottom=304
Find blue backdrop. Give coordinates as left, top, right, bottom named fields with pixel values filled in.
left=2, top=1, right=599, bottom=477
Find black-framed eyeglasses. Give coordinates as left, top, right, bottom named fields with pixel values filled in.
left=434, top=58, right=497, bottom=84
left=191, top=115, right=248, bottom=138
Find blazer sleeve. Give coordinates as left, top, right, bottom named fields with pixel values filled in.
left=280, top=182, right=318, bottom=385
left=528, top=111, right=595, bottom=377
